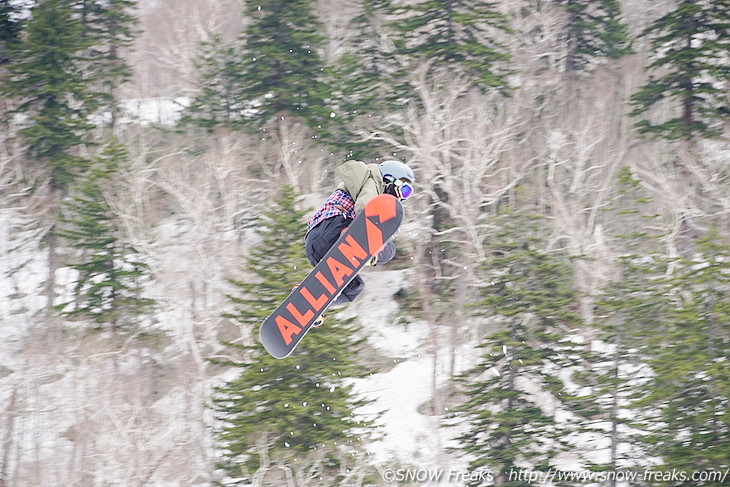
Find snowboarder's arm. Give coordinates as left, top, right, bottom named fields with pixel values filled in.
left=353, top=178, right=379, bottom=215
left=336, top=160, right=382, bottom=214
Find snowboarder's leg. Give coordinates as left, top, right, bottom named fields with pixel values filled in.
left=305, top=215, right=352, bottom=265
left=376, top=240, right=396, bottom=264
left=333, top=274, right=365, bottom=305
left=306, top=215, right=368, bottom=306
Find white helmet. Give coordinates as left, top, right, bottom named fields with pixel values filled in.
left=379, top=160, right=415, bottom=183
left=379, top=160, right=415, bottom=201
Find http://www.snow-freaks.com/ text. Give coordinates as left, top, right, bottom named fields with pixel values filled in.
left=380, top=467, right=730, bottom=484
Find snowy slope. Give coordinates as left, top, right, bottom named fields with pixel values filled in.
left=341, top=269, right=476, bottom=484
left=0, top=210, right=47, bottom=367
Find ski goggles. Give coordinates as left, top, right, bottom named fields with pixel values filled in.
left=392, top=179, right=414, bottom=201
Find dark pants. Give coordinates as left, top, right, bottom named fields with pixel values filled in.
left=304, top=215, right=395, bottom=305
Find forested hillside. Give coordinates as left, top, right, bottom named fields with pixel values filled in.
left=0, top=0, right=728, bottom=486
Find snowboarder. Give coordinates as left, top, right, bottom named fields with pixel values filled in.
left=303, top=160, right=415, bottom=322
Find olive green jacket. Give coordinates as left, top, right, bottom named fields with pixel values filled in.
left=335, top=160, right=384, bottom=215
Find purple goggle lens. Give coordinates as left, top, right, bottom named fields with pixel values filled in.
left=395, top=180, right=413, bottom=200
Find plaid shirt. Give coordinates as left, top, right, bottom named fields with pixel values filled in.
left=306, top=189, right=356, bottom=236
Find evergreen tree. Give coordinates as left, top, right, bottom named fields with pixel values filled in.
left=388, top=0, right=513, bottom=95
left=630, top=0, right=730, bottom=140
left=2, top=0, right=94, bottom=189
left=75, top=0, right=139, bottom=125
left=183, top=0, right=332, bottom=136
left=635, top=228, right=730, bottom=483
left=571, top=170, right=730, bottom=482
left=213, top=186, right=376, bottom=485
left=562, top=166, right=667, bottom=482
left=450, top=211, right=580, bottom=486
left=565, top=256, right=670, bottom=483
left=328, top=0, right=422, bottom=156
left=0, top=0, right=23, bottom=66
left=319, top=50, right=383, bottom=157
left=56, top=140, right=155, bottom=328
left=179, top=34, right=245, bottom=130
left=350, top=0, right=399, bottom=82
left=242, top=0, right=330, bottom=128
left=560, top=0, right=633, bottom=71
left=244, top=0, right=324, bottom=115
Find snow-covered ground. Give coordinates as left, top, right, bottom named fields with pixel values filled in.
left=0, top=210, right=47, bottom=366
left=94, top=97, right=189, bottom=127
left=346, top=270, right=438, bottom=461
left=342, top=269, right=477, bottom=484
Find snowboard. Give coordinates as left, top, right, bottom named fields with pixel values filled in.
left=260, top=194, right=404, bottom=359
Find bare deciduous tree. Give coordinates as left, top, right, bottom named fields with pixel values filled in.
left=125, top=0, right=243, bottom=99
left=537, top=73, right=636, bottom=321
left=249, top=119, right=330, bottom=194
left=366, top=65, right=532, bottom=426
